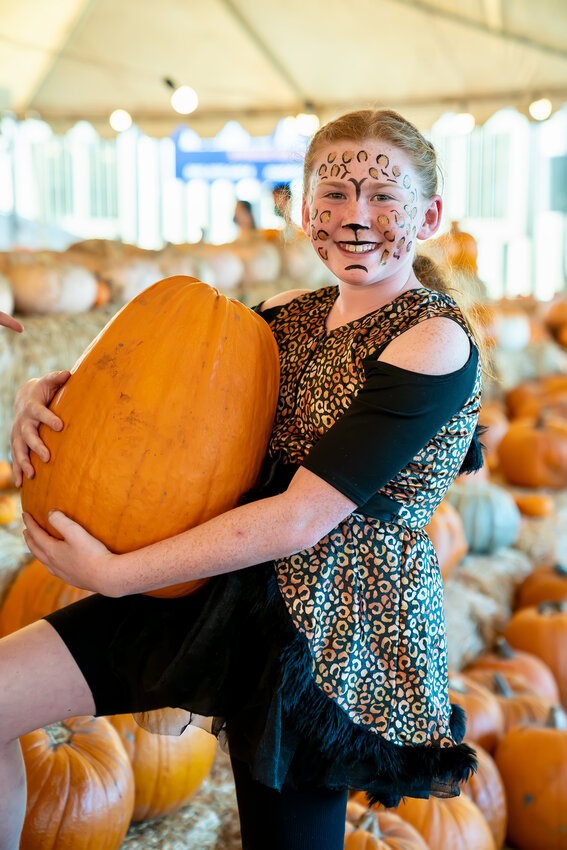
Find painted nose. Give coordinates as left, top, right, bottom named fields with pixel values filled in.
left=344, top=223, right=370, bottom=239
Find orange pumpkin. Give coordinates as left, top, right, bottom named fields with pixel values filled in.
left=93, top=279, right=112, bottom=307
left=0, top=493, right=19, bottom=524
left=20, top=277, right=280, bottom=597
left=425, top=499, right=468, bottom=580
left=344, top=807, right=429, bottom=850
left=390, top=792, right=496, bottom=850
left=448, top=674, right=504, bottom=753
left=107, top=713, right=216, bottom=822
left=463, top=637, right=560, bottom=703
left=460, top=741, right=507, bottom=849
left=20, top=715, right=135, bottom=850
left=494, top=707, right=567, bottom=850
left=0, top=459, right=13, bottom=489
left=465, top=670, right=555, bottom=734
left=497, top=417, right=567, bottom=489
left=515, top=562, right=567, bottom=609
left=504, top=601, right=567, bottom=705
left=0, top=558, right=92, bottom=637
left=542, top=295, right=567, bottom=338
left=505, top=376, right=567, bottom=420
left=513, top=492, right=555, bottom=518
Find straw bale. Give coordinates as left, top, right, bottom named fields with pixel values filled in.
left=0, top=304, right=117, bottom=459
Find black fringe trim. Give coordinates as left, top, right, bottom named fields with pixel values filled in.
left=458, top=423, right=487, bottom=474
left=248, top=567, right=478, bottom=807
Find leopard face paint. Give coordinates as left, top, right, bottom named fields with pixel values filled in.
left=304, top=140, right=425, bottom=286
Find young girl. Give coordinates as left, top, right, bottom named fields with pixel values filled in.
left=4, top=109, right=482, bottom=850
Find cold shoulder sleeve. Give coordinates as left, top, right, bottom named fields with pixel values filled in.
left=301, top=345, right=480, bottom=508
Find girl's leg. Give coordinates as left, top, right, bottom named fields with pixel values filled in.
left=0, top=619, right=96, bottom=850
left=230, top=754, right=347, bottom=850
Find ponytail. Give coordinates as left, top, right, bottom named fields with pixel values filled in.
left=413, top=253, right=493, bottom=376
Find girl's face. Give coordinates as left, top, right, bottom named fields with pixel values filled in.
left=302, top=139, right=441, bottom=288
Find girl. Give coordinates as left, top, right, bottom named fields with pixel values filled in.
left=4, top=109, right=482, bottom=850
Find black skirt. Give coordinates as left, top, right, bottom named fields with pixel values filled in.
left=45, top=559, right=476, bottom=809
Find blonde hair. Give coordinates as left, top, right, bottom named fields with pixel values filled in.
left=304, top=108, right=491, bottom=369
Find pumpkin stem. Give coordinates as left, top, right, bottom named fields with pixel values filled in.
left=353, top=810, right=382, bottom=837
left=45, top=721, right=73, bottom=748
left=546, top=706, right=567, bottom=730
left=538, top=600, right=567, bottom=616
left=493, top=636, right=515, bottom=659
left=493, top=672, right=514, bottom=697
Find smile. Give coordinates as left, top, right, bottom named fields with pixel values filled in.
left=338, top=242, right=378, bottom=254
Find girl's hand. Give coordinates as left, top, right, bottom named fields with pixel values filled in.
left=0, top=312, right=23, bottom=333
left=11, top=371, right=71, bottom=486
left=22, top=510, right=117, bottom=595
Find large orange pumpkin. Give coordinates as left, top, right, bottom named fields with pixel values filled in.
left=107, top=713, right=216, bottom=823
left=503, top=601, right=567, bottom=705
left=494, top=707, right=567, bottom=850
left=460, top=741, right=507, bottom=850
left=515, top=562, right=567, bottom=609
left=0, top=558, right=91, bottom=637
left=20, top=277, right=280, bottom=597
left=497, top=416, right=567, bottom=489
left=463, top=637, right=560, bottom=703
left=448, top=674, right=504, bottom=753
left=390, top=792, right=496, bottom=850
left=19, top=715, right=135, bottom=850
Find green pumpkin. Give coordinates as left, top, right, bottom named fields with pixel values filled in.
left=446, top=482, right=521, bottom=555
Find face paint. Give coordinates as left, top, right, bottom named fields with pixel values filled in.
left=305, top=140, right=425, bottom=286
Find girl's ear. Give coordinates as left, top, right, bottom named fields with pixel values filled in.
left=301, top=197, right=311, bottom=238
left=417, top=195, right=443, bottom=240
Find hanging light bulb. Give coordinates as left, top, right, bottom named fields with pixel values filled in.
left=171, top=85, right=199, bottom=115
left=453, top=112, right=475, bottom=134
left=295, top=112, right=320, bottom=136
left=528, top=98, right=552, bottom=121
left=109, top=109, right=132, bottom=132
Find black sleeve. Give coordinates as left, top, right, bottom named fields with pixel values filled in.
left=302, top=346, right=479, bottom=507
left=251, top=302, right=285, bottom=323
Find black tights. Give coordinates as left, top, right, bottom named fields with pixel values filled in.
left=230, top=755, right=348, bottom=850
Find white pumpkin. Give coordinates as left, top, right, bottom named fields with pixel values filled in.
left=0, top=273, right=14, bottom=316
left=446, top=481, right=522, bottom=555
left=7, top=261, right=97, bottom=314
left=199, top=249, right=244, bottom=291
left=494, top=312, right=532, bottom=352
left=101, top=259, right=163, bottom=303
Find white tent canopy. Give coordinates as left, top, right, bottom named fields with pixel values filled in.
left=1, top=0, right=566, bottom=137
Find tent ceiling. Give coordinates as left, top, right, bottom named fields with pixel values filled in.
left=1, top=0, right=566, bottom=137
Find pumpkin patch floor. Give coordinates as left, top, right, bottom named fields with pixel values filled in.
left=120, top=747, right=242, bottom=849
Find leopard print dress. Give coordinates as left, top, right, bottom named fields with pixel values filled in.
left=259, top=284, right=482, bottom=777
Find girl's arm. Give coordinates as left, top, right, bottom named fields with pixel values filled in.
left=22, top=466, right=357, bottom=597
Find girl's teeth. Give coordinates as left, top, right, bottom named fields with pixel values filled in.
left=340, top=243, right=375, bottom=253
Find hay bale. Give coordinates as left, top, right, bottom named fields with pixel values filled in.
left=0, top=304, right=117, bottom=459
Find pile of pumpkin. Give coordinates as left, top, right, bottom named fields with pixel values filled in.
left=0, top=230, right=330, bottom=317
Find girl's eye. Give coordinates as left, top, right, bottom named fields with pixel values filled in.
left=372, top=193, right=393, bottom=201
left=325, top=192, right=345, bottom=199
